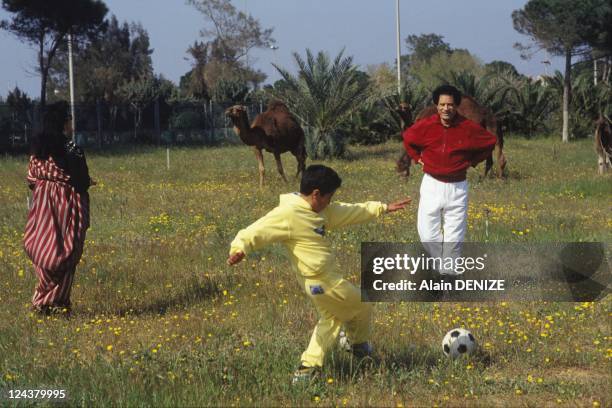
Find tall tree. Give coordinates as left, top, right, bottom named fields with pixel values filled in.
left=410, top=49, right=484, bottom=91
left=188, top=0, right=274, bottom=63
left=6, top=86, right=33, bottom=139
left=180, top=40, right=210, bottom=100
left=187, top=0, right=274, bottom=88
left=512, top=0, right=607, bottom=142
left=0, top=0, right=108, bottom=116
left=118, top=76, right=160, bottom=141
left=404, top=33, right=452, bottom=65
left=46, top=15, right=154, bottom=142
left=484, top=61, right=521, bottom=78
left=48, top=16, right=154, bottom=102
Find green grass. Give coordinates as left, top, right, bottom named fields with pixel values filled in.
left=0, top=138, right=610, bottom=407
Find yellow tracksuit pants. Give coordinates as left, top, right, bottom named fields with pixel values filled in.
left=297, top=274, right=372, bottom=368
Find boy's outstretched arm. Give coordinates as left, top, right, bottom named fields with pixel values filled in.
left=227, top=207, right=291, bottom=266
left=227, top=251, right=245, bottom=265
left=325, top=197, right=411, bottom=229
left=387, top=197, right=412, bottom=212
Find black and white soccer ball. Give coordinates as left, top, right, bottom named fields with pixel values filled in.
left=442, top=328, right=477, bottom=359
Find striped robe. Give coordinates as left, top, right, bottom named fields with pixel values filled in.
left=24, top=156, right=90, bottom=310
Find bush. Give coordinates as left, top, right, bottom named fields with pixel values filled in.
left=169, top=111, right=204, bottom=130
left=304, top=127, right=346, bottom=159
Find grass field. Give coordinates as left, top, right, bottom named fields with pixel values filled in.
left=0, top=137, right=610, bottom=407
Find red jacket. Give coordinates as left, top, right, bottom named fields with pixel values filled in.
left=403, top=113, right=497, bottom=182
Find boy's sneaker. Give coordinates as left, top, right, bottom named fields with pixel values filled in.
left=292, top=365, right=319, bottom=385
left=338, top=331, right=374, bottom=359
left=351, top=342, right=373, bottom=359
left=338, top=330, right=351, bottom=352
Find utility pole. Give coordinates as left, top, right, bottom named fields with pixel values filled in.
left=68, top=31, right=76, bottom=142
left=396, top=0, right=402, bottom=97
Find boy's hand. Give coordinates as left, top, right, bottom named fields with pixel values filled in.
left=227, top=251, right=245, bottom=266
left=387, top=197, right=411, bottom=213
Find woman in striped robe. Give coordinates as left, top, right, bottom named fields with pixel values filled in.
left=24, top=131, right=91, bottom=315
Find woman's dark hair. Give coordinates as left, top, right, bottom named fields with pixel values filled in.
left=30, top=131, right=66, bottom=159
left=432, top=85, right=462, bottom=105
left=31, top=101, right=70, bottom=159
left=300, top=165, right=342, bottom=195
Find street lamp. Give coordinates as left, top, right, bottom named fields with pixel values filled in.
left=541, top=59, right=551, bottom=76
left=269, top=45, right=279, bottom=67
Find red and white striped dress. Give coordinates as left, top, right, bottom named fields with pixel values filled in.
left=24, top=156, right=90, bottom=310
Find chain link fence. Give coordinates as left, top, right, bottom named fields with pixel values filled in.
left=0, top=100, right=265, bottom=152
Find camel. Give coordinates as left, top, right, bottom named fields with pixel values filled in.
left=594, top=115, right=612, bottom=174
left=396, top=95, right=507, bottom=179
left=395, top=102, right=413, bottom=177
left=226, top=101, right=306, bottom=187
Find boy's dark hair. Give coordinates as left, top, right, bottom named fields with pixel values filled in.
left=300, top=165, right=342, bottom=195
left=432, top=85, right=462, bottom=105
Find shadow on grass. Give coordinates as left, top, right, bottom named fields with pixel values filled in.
left=327, top=346, right=439, bottom=381
left=327, top=345, right=496, bottom=382
left=80, top=277, right=221, bottom=318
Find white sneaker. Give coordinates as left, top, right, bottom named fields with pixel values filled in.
left=338, top=330, right=351, bottom=351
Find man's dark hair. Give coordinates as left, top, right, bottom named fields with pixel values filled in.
left=300, top=165, right=342, bottom=195
left=432, top=85, right=462, bottom=105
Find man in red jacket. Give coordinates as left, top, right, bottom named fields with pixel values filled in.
left=403, top=85, right=496, bottom=274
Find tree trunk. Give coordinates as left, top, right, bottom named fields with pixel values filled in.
left=562, top=48, right=571, bottom=143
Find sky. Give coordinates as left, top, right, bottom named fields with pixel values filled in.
left=0, top=0, right=565, bottom=99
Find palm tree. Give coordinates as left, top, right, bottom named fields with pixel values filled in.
left=270, top=49, right=371, bottom=158
left=380, top=80, right=429, bottom=127
left=504, top=77, right=557, bottom=137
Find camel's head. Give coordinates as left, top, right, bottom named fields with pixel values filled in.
left=395, top=103, right=413, bottom=128
left=396, top=152, right=411, bottom=178
left=396, top=102, right=411, bottom=115
left=225, top=105, right=248, bottom=120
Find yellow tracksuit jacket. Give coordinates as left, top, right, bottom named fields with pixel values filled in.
left=229, top=192, right=387, bottom=367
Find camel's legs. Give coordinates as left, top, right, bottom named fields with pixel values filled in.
left=274, top=152, right=288, bottom=182
left=397, top=152, right=412, bottom=178
left=496, top=149, right=507, bottom=178
left=254, top=147, right=265, bottom=187
left=597, top=154, right=609, bottom=174
left=292, top=148, right=306, bottom=179
left=484, top=155, right=493, bottom=178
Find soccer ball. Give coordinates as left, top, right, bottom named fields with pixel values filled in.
left=442, top=328, right=477, bottom=359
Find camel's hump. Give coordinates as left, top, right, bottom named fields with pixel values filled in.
left=266, top=100, right=290, bottom=113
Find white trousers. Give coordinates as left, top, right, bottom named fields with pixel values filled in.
left=417, top=173, right=468, bottom=275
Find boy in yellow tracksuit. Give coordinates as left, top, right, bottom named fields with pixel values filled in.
left=227, top=165, right=410, bottom=382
